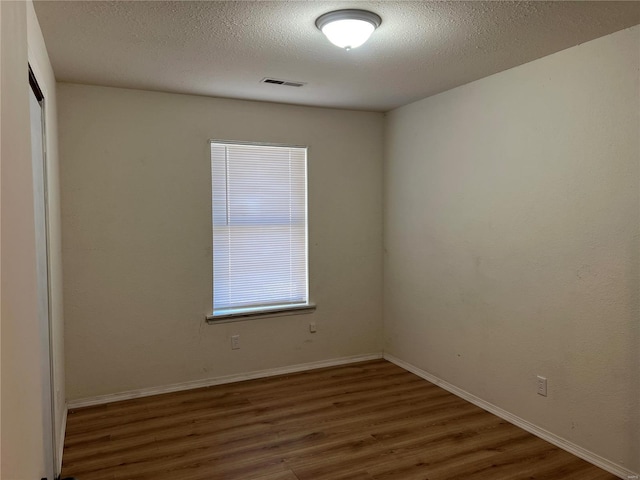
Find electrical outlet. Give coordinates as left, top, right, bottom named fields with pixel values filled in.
left=309, top=321, right=317, bottom=333
left=231, top=334, right=240, bottom=350
left=537, top=375, right=547, bottom=397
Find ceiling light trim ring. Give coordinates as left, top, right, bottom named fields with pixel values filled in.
left=315, top=9, right=382, bottom=31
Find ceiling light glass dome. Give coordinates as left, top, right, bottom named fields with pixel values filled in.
left=316, top=9, right=382, bottom=50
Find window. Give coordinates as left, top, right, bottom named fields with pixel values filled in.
left=208, top=141, right=313, bottom=321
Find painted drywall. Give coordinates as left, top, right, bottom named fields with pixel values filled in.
left=58, top=84, right=384, bottom=400
left=384, top=25, right=639, bottom=473
left=1, top=1, right=46, bottom=476
left=26, top=1, right=66, bottom=471
left=1, top=0, right=62, bottom=477
left=33, top=1, right=640, bottom=112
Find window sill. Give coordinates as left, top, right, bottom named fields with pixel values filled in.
left=205, top=303, right=316, bottom=324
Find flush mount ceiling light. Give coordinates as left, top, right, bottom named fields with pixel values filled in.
left=315, top=9, right=382, bottom=50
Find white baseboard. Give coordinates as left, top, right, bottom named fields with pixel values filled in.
left=57, top=404, right=67, bottom=474
left=67, top=353, right=383, bottom=409
left=383, top=353, right=638, bottom=480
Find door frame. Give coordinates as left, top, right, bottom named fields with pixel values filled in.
left=29, top=63, right=58, bottom=479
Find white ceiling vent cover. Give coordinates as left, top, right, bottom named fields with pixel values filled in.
left=261, top=77, right=306, bottom=87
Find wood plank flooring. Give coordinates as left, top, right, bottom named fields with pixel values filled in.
left=61, top=360, right=617, bottom=480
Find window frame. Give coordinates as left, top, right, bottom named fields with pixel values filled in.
left=206, top=139, right=315, bottom=324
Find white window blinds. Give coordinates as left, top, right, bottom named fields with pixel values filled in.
left=211, top=141, right=309, bottom=315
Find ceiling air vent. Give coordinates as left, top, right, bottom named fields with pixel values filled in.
left=261, top=77, right=306, bottom=88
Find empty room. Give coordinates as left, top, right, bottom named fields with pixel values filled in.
left=1, top=1, right=639, bottom=479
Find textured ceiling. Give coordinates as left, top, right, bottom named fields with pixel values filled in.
left=34, top=1, right=640, bottom=112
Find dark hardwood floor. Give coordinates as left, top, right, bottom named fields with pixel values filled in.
left=61, top=359, right=617, bottom=480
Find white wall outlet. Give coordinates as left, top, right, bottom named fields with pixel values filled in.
left=309, top=321, right=317, bottom=333
left=537, top=375, right=547, bottom=396
left=231, top=334, right=240, bottom=350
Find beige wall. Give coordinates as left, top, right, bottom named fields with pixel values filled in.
left=384, top=25, right=639, bottom=473
left=0, top=2, right=44, bottom=476
left=1, top=0, right=64, bottom=477
left=58, top=84, right=384, bottom=400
